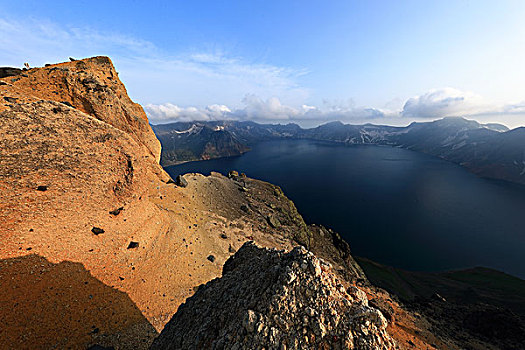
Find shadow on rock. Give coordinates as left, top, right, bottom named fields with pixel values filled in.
left=0, top=254, right=158, bottom=349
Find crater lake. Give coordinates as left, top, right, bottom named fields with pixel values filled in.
left=165, top=139, right=525, bottom=278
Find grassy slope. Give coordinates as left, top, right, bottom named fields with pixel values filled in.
left=356, top=257, right=525, bottom=317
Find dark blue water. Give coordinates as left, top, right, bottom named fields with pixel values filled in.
left=166, top=139, right=525, bottom=278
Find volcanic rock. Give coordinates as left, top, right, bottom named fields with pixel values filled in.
left=151, top=242, right=395, bottom=349
left=176, top=175, right=188, bottom=187
left=127, top=241, right=139, bottom=249
left=0, top=67, right=22, bottom=79
left=109, top=207, right=124, bottom=216
left=91, top=227, right=105, bottom=235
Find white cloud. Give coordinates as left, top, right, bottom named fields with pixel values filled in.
left=401, top=88, right=491, bottom=119
left=146, top=94, right=394, bottom=125
left=399, top=88, right=525, bottom=127
left=236, top=95, right=300, bottom=120
left=145, top=103, right=232, bottom=122
left=147, top=88, right=525, bottom=128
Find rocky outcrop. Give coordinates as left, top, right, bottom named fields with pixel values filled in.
left=0, top=67, right=22, bottom=78
left=0, top=58, right=170, bottom=348
left=0, top=56, right=161, bottom=162
left=151, top=242, right=395, bottom=349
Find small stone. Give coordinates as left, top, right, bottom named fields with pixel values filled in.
left=91, top=227, right=104, bottom=235
left=309, top=260, right=322, bottom=277
left=127, top=241, right=139, bottom=249
left=220, top=233, right=228, bottom=239
left=267, top=215, right=280, bottom=228
left=207, top=255, right=216, bottom=263
left=176, top=175, right=188, bottom=187
left=305, top=307, right=315, bottom=317
left=243, top=310, right=257, bottom=332
left=432, top=293, right=447, bottom=302
left=36, top=185, right=48, bottom=191
left=109, top=207, right=124, bottom=216
left=347, top=286, right=368, bottom=305
left=313, top=321, right=326, bottom=338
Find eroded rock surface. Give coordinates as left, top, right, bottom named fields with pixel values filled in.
left=151, top=242, right=395, bottom=349
left=0, top=56, right=161, bottom=162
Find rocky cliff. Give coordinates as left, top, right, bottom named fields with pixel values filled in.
left=1, top=57, right=161, bottom=162
left=0, top=57, right=395, bottom=349
left=1, top=57, right=172, bottom=348
left=0, top=57, right=488, bottom=350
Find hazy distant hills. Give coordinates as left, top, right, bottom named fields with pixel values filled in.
left=152, top=117, right=525, bottom=186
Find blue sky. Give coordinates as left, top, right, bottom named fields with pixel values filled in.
left=1, top=0, right=525, bottom=127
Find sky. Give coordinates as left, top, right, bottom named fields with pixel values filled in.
left=1, top=0, right=525, bottom=127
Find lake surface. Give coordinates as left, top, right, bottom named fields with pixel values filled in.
left=166, top=139, right=525, bottom=278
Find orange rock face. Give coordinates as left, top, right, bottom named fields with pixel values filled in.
left=0, top=57, right=438, bottom=350
left=0, top=58, right=172, bottom=348
left=0, top=57, right=316, bottom=349
left=0, top=56, right=161, bottom=163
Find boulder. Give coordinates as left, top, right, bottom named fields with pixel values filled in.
left=91, top=227, right=105, bottom=235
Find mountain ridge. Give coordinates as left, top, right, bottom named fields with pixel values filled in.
left=153, top=117, right=525, bottom=186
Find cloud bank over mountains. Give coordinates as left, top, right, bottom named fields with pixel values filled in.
left=146, top=87, right=525, bottom=127
left=145, top=94, right=391, bottom=124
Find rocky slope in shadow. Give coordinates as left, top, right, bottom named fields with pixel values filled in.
left=357, top=257, right=525, bottom=350
left=0, top=254, right=157, bottom=349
